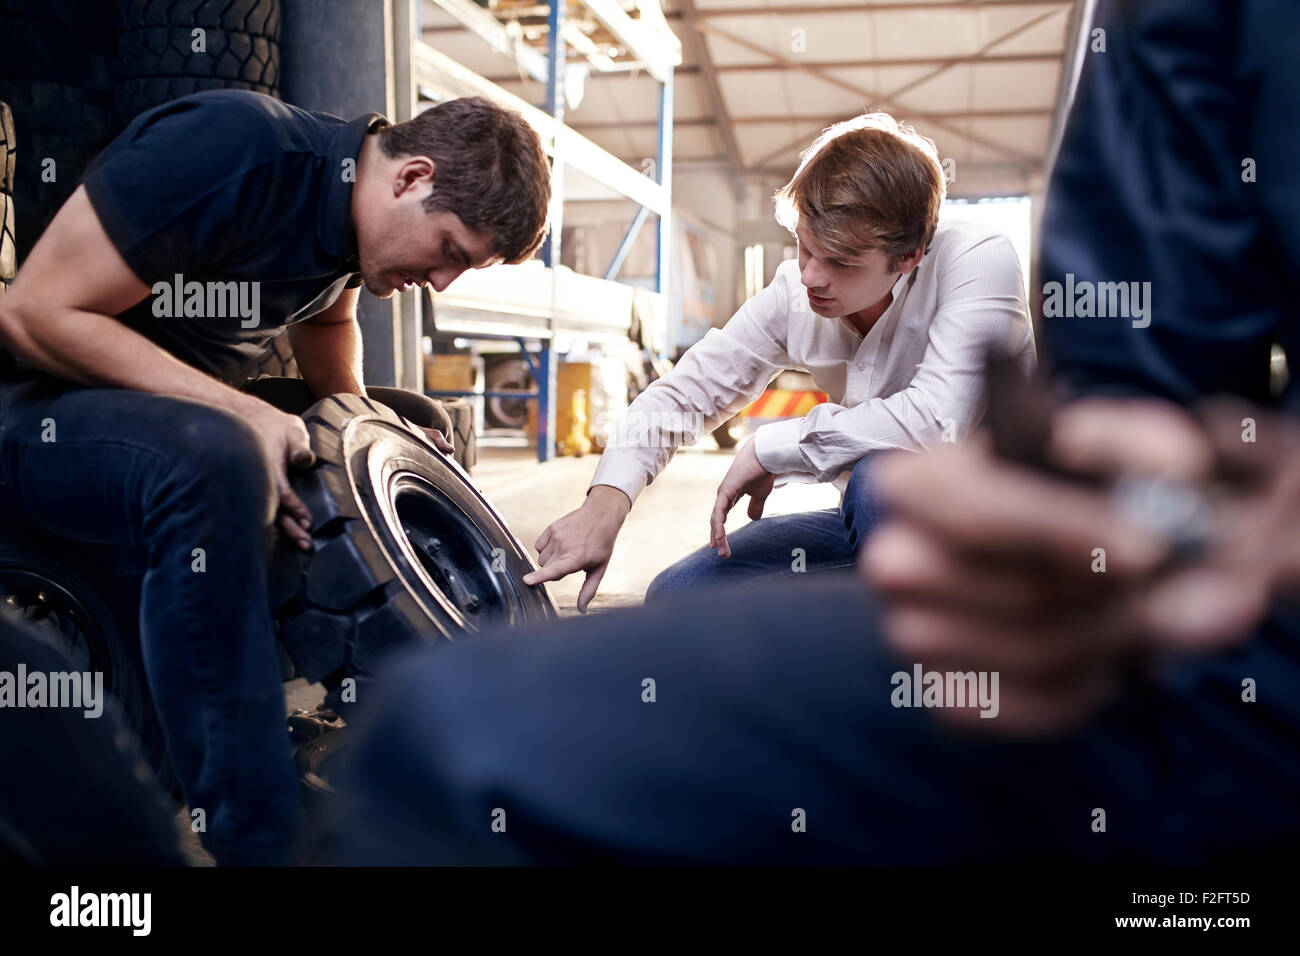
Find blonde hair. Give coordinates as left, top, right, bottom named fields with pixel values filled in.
left=774, top=112, right=946, bottom=270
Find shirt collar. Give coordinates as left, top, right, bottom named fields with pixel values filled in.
left=320, top=111, right=388, bottom=268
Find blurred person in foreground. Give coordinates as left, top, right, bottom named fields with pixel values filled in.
left=330, top=0, right=1300, bottom=863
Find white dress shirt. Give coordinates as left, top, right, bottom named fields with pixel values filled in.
left=591, top=218, right=1037, bottom=504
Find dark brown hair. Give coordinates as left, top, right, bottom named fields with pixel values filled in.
left=379, top=97, right=551, bottom=263
left=774, top=113, right=945, bottom=271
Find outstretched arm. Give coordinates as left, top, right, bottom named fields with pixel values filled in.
left=524, top=266, right=798, bottom=609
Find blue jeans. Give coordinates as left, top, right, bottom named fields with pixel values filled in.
left=333, top=575, right=1300, bottom=864
left=645, top=453, right=884, bottom=601
left=0, top=378, right=303, bottom=865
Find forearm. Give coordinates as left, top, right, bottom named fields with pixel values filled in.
left=0, top=298, right=256, bottom=412
left=593, top=332, right=784, bottom=503
left=752, top=390, right=947, bottom=480
left=289, top=318, right=365, bottom=397
left=586, top=482, right=632, bottom=515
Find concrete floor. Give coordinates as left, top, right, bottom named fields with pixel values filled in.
left=179, top=431, right=841, bottom=863
left=471, top=435, right=841, bottom=612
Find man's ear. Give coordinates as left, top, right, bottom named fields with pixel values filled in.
left=895, top=246, right=925, bottom=275
left=394, top=156, right=436, bottom=197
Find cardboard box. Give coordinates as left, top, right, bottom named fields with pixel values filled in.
left=424, top=354, right=478, bottom=393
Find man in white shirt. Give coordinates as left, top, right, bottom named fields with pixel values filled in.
left=524, top=113, right=1036, bottom=610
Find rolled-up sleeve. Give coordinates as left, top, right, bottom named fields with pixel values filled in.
left=753, top=233, right=1033, bottom=481
left=590, top=271, right=795, bottom=503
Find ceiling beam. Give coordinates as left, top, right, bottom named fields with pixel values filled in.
left=423, top=0, right=549, bottom=82
left=696, top=21, right=1042, bottom=167
left=878, top=4, right=1069, bottom=103
left=472, top=52, right=1064, bottom=86
left=579, top=0, right=681, bottom=83
left=479, top=66, right=704, bottom=84
left=715, top=52, right=1063, bottom=71
left=572, top=108, right=1052, bottom=131
left=695, top=1, right=1073, bottom=16
left=677, top=0, right=746, bottom=198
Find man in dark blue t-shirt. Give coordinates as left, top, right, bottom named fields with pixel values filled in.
left=0, top=90, right=550, bottom=865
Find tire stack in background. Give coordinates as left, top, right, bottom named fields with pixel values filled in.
left=0, top=0, right=116, bottom=264
left=0, top=0, right=283, bottom=264
left=443, top=398, right=478, bottom=473
left=0, top=102, right=14, bottom=296
left=111, top=0, right=282, bottom=128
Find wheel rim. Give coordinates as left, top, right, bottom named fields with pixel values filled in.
left=389, top=471, right=514, bottom=634
left=0, top=567, right=112, bottom=681
left=296, top=727, right=350, bottom=795
left=489, top=393, right=528, bottom=429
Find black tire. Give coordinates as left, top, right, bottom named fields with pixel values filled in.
left=0, top=5, right=114, bottom=86
left=1, top=192, right=14, bottom=286
left=442, top=397, right=477, bottom=473
left=111, top=0, right=281, bottom=127
left=0, top=2, right=116, bottom=263
left=0, top=99, right=14, bottom=196
left=0, top=612, right=183, bottom=864
left=1, top=98, right=24, bottom=370
left=113, top=28, right=280, bottom=86
left=254, top=328, right=299, bottom=379
left=0, top=535, right=176, bottom=795
left=0, top=100, right=13, bottom=294
left=114, top=0, right=281, bottom=34
left=484, top=357, right=532, bottom=430
left=712, top=414, right=744, bottom=449
left=274, top=394, right=556, bottom=690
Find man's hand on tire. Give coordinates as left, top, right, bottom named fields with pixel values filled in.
left=523, top=485, right=630, bottom=612
left=242, top=400, right=316, bottom=551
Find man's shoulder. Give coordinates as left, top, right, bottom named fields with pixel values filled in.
left=123, top=89, right=337, bottom=160
left=929, top=217, right=1016, bottom=260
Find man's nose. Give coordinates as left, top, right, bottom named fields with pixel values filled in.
left=801, top=261, right=828, bottom=292
left=430, top=268, right=465, bottom=293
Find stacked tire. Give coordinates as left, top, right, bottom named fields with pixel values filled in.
left=257, top=329, right=300, bottom=378
left=443, top=397, right=478, bottom=472
left=112, top=0, right=282, bottom=127
left=0, top=101, right=14, bottom=294
left=0, top=1, right=116, bottom=262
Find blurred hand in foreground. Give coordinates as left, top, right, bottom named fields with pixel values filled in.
left=862, top=397, right=1300, bottom=734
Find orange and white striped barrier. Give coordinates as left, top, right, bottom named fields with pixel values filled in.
left=741, top=388, right=828, bottom=419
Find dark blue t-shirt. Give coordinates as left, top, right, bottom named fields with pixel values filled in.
left=83, top=89, right=386, bottom=385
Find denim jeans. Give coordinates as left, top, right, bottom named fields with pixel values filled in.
left=0, top=376, right=450, bottom=865
left=645, top=453, right=885, bottom=601
left=333, top=575, right=1300, bottom=864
